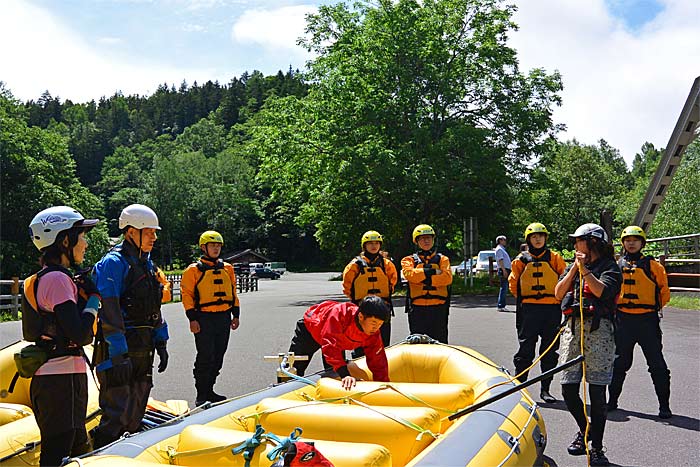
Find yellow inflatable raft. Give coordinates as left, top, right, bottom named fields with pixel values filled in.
left=63, top=341, right=547, bottom=467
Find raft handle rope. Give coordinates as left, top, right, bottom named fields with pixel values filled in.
left=231, top=425, right=266, bottom=467
left=496, top=400, right=539, bottom=467
left=0, top=441, right=40, bottom=463
left=237, top=398, right=439, bottom=441
left=0, top=408, right=102, bottom=463
left=300, top=382, right=457, bottom=416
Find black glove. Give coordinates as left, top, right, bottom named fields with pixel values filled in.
left=105, top=356, right=133, bottom=388
left=74, top=270, right=99, bottom=297
left=156, top=343, right=169, bottom=373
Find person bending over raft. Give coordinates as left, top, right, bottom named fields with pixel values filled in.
left=288, top=295, right=390, bottom=390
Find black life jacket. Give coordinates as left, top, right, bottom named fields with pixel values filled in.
left=561, top=259, right=618, bottom=331
left=21, top=265, right=81, bottom=357
left=113, top=244, right=163, bottom=327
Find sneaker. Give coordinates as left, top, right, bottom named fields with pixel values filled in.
left=659, top=406, right=672, bottom=419
left=567, top=431, right=587, bottom=456
left=497, top=307, right=510, bottom=312
left=590, top=447, right=610, bottom=466
left=540, top=390, right=557, bottom=403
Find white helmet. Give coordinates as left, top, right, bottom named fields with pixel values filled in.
left=29, top=206, right=99, bottom=251
left=569, top=223, right=609, bottom=245
left=118, top=204, right=161, bottom=230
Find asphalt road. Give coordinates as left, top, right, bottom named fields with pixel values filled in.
left=2, top=272, right=698, bottom=466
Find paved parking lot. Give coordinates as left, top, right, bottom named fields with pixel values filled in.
left=2, top=271, right=698, bottom=466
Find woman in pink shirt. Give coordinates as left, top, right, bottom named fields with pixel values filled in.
left=25, top=206, right=100, bottom=466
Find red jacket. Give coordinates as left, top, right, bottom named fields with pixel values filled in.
left=303, top=301, right=389, bottom=382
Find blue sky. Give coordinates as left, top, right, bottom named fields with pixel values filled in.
left=1, top=0, right=698, bottom=165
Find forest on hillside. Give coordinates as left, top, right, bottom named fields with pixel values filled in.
left=1, top=0, right=699, bottom=278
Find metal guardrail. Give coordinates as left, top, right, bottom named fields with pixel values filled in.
left=647, top=233, right=700, bottom=293
left=0, top=274, right=260, bottom=319
left=0, top=278, right=23, bottom=319
left=165, top=274, right=259, bottom=302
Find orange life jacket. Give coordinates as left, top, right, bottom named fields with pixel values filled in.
left=618, top=256, right=659, bottom=313
left=350, top=255, right=392, bottom=302
left=407, top=253, right=449, bottom=305
left=517, top=250, right=559, bottom=302
left=193, top=260, right=236, bottom=312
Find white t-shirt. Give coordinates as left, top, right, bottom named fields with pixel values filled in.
left=495, top=244, right=511, bottom=270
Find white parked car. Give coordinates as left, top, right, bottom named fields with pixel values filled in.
left=473, top=250, right=497, bottom=274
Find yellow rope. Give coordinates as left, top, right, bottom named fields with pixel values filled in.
left=234, top=395, right=439, bottom=441
left=303, top=384, right=458, bottom=415
left=472, top=325, right=565, bottom=402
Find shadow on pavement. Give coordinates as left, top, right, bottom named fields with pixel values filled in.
left=544, top=451, right=635, bottom=467
left=287, top=294, right=349, bottom=307
left=606, top=408, right=700, bottom=432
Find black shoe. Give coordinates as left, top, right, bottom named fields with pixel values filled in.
left=210, top=391, right=227, bottom=403
left=590, top=447, right=609, bottom=466
left=567, top=431, right=587, bottom=456
left=659, top=405, right=672, bottom=419
left=540, top=390, right=556, bottom=403
left=195, top=398, right=210, bottom=406
left=607, top=401, right=618, bottom=412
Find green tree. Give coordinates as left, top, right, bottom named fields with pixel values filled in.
left=149, top=118, right=261, bottom=266
left=252, top=0, right=562, bottom=263
left=1, top=86, right=107, bottom=277
left=516, top=140, right=631, bottom=249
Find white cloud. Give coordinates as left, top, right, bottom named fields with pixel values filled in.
left=232, top=5, right=317, bottom=50
left=511, top=0, right=700, bottom=165
left=0, top=0, right=218, bottom=102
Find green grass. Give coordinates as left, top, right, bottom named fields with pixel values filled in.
left=0, top=310, right=20, bottom=322
left=668, top=295, right=700, bottom=310
left=451, top=274, right=501, bottom=295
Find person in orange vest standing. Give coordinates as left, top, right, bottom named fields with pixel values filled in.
left=508, top=222, right=567, bottom=403
left=342, top=230, right=397, bottom=355
left=401, top=224, right=452, bottom=343
left=608, top=225, right=672, bottom=418
left=181, top=231, right=240, bottom=406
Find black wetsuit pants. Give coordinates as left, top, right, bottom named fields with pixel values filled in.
left=407, top=303, right=449, bottom=344
left=609, top=311, right=670, bottom=408
left=30, top=372, right=90, bottom=467
left=562, top=383, right=607, bottom=449
left=193, top=311, right=232, bottom=400
left=513, top=303, right=562, bottom=391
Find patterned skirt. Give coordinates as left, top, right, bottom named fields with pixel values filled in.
left=558, top=316, right=615, bottom=385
